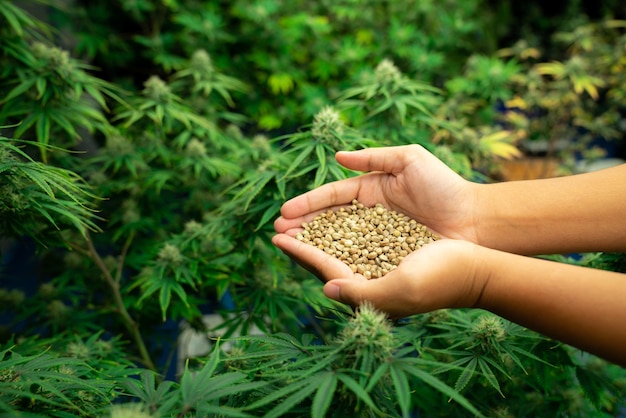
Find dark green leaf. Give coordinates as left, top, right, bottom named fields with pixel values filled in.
left=311, top=372, right=338, bottom=418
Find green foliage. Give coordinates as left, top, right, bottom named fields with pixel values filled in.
left=0, top=334, right=136, bottom=417
left=0, top=135, right=99, bottom=244
left=496, top=19, right=626, bottom=171
left=0, top=1, right=625, bottom=417
left=59, top=0, right=509, bottom=131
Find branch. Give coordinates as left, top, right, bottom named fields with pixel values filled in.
left=84, top=231, right=157, bottom=372
left=115, top=231, right=135, bottom=284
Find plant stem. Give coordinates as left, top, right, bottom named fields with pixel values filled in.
left=85, top=231, right=157, bottom=372
left=115, top=231, right=135, bottom=284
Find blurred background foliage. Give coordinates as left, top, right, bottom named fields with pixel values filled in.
left=1, top=0, right=625, bottom=416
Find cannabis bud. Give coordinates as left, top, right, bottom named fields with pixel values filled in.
left=66, top=341, right=91, bottom=359
left=39, top=282, right=57, bottom=299
left=88, top=171, right=109, bottom=186
left=184, top=138, right=207, bottom=157
left=184, top=220, right=203, bottom=235
left=472, top=315, right=506, bottom=352
left=375, top=58, right=402, bottom=86
left=190, top=49, right=214, bottom=73
left=105, top=135, right=135, bottom=156
left=311, top=106, right=345, bottom=145
left=143, top=75, right=171, bottom=101
left=31, top=42, right=74, bottom=80
left=0, top=288, right=25, bottom=306
left=47, top=300, right=70, bottom=321
left=337, top=301, right=395, bottom=358
left=252, top=134, right=271, bottom=154
left=158, top=243, right=184, bottom=266
left=121, top=199, right=140, bottom=224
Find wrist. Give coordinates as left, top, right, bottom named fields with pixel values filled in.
left=466, top=243, right=499, bottom=310
left=466, top=182, right=489, bottom=247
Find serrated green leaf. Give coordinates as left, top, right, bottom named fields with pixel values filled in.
left=390, top=363, right=411, bottom=417
left=255, top=201, right=282, bottom=231
left=195, top=404, right=253, bottom=417
left=242, top=379, right=310, bottom=411
left=315, top=143, right=326, bottom=170
left=35, top=114, right=50, bottom=147
left=313, top=161, right=328, bottom=188
left=455, top=356, right=477, bottom=393
left=311, top=372, right=337, bottom=418
left=264, top=377, right=318, bottom=418
left=365, top=362, right=390, bottom=392
left=0, top=78, right=36, bottom=104
left=207, top=380, right=268, bottom=402
left=281, top=142, right=315, bottom=179
left=159, top=280, right=173, bottom=321
left=400, top=359, right=484, bottom=417
left=336, top=373, right=379, bottom=413
left=477, top=358, right=504, bottom=397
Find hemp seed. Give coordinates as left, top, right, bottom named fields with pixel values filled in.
left=297, top=200, right=439, bottom=279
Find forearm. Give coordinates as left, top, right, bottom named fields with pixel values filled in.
left=475, top=246, right=626, bottom=366
left=474, top=164, right=626, bottom=254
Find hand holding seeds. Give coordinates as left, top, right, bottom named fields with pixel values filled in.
left=274, top=145, right=626, bottom=365
left=272, top=231, right=482, bottom=319
left=274, top=144, right=480, bottom=245
left=272, top=144, right=485, bottom=317
left=297, top=199, right=439, bottom=279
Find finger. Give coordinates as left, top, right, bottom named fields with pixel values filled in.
left=273, top=216, right=304, bottom=234
left=336, top=144, right=424, bottom=174
left=272, top=233, right=354, bottom=280
left=279, top=176, right=364, bottom=219
left=323, top=272, right=414, bottom=319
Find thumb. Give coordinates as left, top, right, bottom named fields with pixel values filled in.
left=336, top=144, right=424, bottom=173
left=323, top=273, right=414, bottom=319
left=323, top=276, right=381, bottom=307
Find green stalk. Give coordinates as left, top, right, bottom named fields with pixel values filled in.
left=85, top=231, right=157, bottom=372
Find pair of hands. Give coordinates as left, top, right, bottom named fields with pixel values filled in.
left=272, top=145, right=487, bottom=319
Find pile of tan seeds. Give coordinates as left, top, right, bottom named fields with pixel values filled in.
left=296, top=200, right=439, bottom=279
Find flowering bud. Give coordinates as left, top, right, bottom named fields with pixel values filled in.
left=121, top=199, right=140, bottom=224
left=472, top=315, right=506, bottom=344
left=311, top=106, right=345, bottom=145
left=31, top=42, right=74, bottom=79
left=47, top=300, right=70, bottom=321
left=88, top=171, right=109, bottom=186
left=105, top=135, right=134, bottom=156
left=66, top=341, right=90, bottom=359
left=190, top=49, right=214, bottom=73
left=375, top=59, right=402, bottom=85
left=184, top=220, right=203, bottom=235
left=39, top=282, right=57, bottom=299
left=252, top=134, right=271, bottom=154
left=158, top=243, right=184, bottom=266
left=142, top=75, right=171, bottom=101
left=184, top=138, right=207, bottom=157
left=337, top=301, right=394, bottom=358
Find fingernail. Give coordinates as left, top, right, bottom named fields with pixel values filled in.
left=324, top=283, right=341, bottom=301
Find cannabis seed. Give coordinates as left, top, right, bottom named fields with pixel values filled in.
left=296, top=200, right=439, bottom=279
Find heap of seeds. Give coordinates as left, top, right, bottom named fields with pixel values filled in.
left=296, top=200, right=439, bottom=279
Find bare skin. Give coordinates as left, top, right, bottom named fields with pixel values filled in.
left=272, top=145, right=626, bottom=366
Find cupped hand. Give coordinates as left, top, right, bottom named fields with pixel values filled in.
left=274, top=145, right=480, bottom=244
left=272, top=234, right=484, bottom=319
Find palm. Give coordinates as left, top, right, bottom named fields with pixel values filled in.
left=274, top=145, right=480, bottom=244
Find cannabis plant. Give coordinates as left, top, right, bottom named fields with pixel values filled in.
left=1, top=1, right=625, bottom=417
left=496, top=18, right=626, bottom=172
